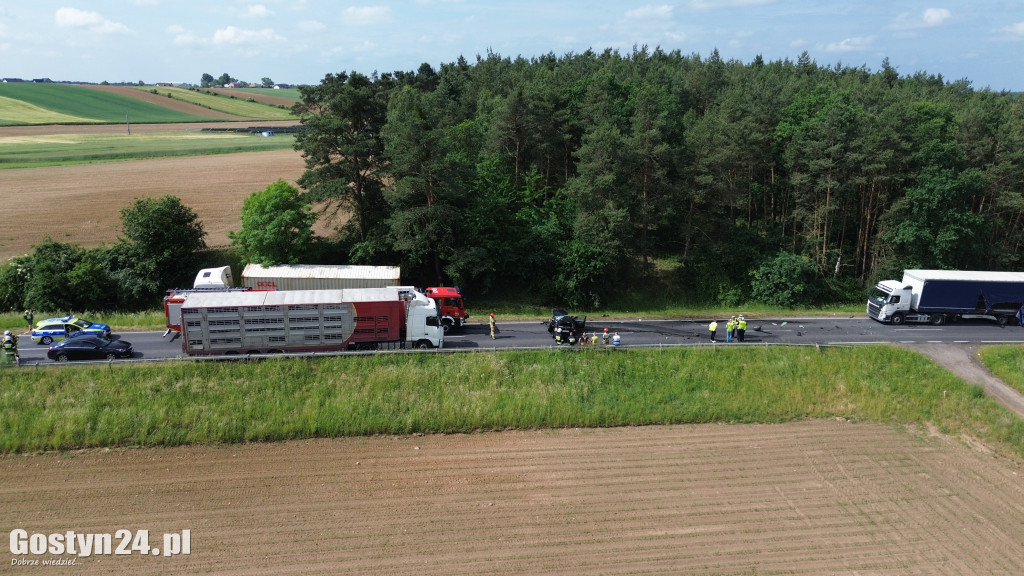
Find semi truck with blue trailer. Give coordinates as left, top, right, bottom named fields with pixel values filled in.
left=867, top=269, right=1024, bottom=326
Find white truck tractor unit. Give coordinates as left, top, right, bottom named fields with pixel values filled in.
left=867, top=269, right=1024, bottom=326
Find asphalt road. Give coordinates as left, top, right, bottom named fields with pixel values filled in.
left=13, top=315, right=1024, bottom=365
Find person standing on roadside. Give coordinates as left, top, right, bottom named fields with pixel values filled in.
left=489, top=312, right=497, bottom=340
left=737, top=315, right=747, bottom=342
left=708, top=319, right=718, bottom=342
left=23, top=309, right=34, bottom=331
left=726, top=316, right=736, bottom=343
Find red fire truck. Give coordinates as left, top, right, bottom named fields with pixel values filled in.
left=424, top=286, right=469, bottom=332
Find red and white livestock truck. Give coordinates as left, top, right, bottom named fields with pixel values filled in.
left=178, top=287, right=444, bottom=356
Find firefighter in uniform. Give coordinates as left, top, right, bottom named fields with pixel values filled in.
left=1, top=330, right=18, bottom=366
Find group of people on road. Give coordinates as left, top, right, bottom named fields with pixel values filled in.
left=579, top=327, right=620, bottom=346
left=708, top=315, right=747, bottom=343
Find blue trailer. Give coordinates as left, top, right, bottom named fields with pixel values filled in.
left=867, top=270, right=1024, bottom=326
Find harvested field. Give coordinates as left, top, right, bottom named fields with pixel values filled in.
left=2, top=420, right=1022, bottom=575
left=0, top=147, right=307, bottom=260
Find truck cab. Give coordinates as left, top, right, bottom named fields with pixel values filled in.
left=424, top=286, right=469, bottom=332
left=867, top=280, right=914, bottom=324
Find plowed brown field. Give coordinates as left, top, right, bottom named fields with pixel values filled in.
left=3, top=421, right=1023, bottom=575
left=0, top=145, right=306, bottom=260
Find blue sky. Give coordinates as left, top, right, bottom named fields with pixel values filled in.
left=1, top=1, right=1022, bottom=91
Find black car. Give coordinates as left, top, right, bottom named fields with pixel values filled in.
left=547, top=308, right=586, bottom=344
left=47, top=335, right=133, bottom=362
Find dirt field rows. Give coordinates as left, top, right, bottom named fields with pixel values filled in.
left=2, top=420, right=1022, bottom=575
left=0, top=147, right=306, bottom=260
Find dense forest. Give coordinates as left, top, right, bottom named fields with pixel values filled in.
left=4, top=48, right=1023, bottom=314
left=289, top=47, right=1024, bottom=309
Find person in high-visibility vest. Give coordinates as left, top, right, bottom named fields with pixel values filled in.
left=726, top=317, right=736, bottom=343
left=708, top=320, right=718, bottom=342
left=737, top=315, right=747, bottom=342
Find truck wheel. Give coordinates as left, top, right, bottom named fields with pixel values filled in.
left=929, top=314, right=944, bottom=325
left=442, top=319, right=453, bottom=333
left=890, top=313, right=905, bottom=325
left=416, top=340, right=433, bottom=350
left=998, top=315, right=1009, bottom=327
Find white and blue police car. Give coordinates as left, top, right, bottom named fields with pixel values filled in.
left=30, top=316, right=111, bottom=345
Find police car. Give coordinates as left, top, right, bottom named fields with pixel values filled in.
left=30, top=316, right=111, bottom=345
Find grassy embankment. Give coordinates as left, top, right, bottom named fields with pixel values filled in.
left=1, top=345, right=1022, bottom=457
left=979, top=345, right=1024, bottom=396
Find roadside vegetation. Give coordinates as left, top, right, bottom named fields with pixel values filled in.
left=979, top=345, right=1024, bottom=396
left=2, top=345, right=1022, bottom=457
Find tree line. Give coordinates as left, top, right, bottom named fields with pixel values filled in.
left=276, top=47, right=1024, bottom=308
left=4, top=47, right=1024, bottom=314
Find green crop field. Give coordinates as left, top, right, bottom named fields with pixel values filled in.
left=0, top=94, right=97, bottom=125
left=129, top=86, right=296, bottom=119
left=229, top=86, right=303, bottom=101
left=0, top=83, right=214, bottom=125
left=0, top=131, right=296, bottom=168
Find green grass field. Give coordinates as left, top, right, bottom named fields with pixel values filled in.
left=130, top=86, right=297, bottom=119
left=0, top=131, right=296, bottom=168
left=225, top=86, right=303, bottom=101
left=0, top=83, right=216, bottom=125
left=1, top=345, right=1022, bottom=456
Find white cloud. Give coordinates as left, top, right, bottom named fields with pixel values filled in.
left=825, top=35, right=875, bottom=52
left=168, top=25, right=201, bottom=46
left=688, top=0, right=775, bottom=11
left=892, top=8, right=951, bottom=30
left=212, top=26, right=283, bottom=45
left=625, top=5, right=674, bottom=20
left=55, top=7, right=130, bottom=34
left=1000, top=21, right=1024, bottom=38
left=245, top=5, right=273, bottom=19
left=343, top=6, right=393, bottom=26
left=922, top=8, right=951, bottom=26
